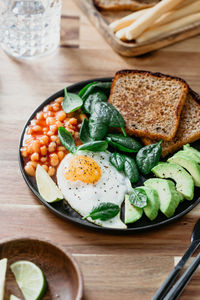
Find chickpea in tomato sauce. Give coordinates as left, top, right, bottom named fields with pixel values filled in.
left=21, top=97, right=87, bottom=177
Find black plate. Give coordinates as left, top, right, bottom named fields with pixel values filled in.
left=19, top=77, right=200, bottom=233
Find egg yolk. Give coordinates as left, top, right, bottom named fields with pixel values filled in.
left=64, top=155, right=101, bottom=184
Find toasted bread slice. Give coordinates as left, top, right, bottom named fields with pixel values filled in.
left=142, top=89, right=200, bottom=157
left=94, top=0, right=159, bottom=11
left=108, top=70, right=188, bottom=141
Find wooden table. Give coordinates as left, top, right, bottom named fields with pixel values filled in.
left=1, top=1, right=200, bottom=299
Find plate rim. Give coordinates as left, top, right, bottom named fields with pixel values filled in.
left=18, top=77, right=200, bottom=233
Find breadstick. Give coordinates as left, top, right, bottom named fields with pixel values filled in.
left=155, top=0, right=200, bottom=27
left=124, top=0, right=184, bottom=41
left=109, top=8, right=150, bottom=32
left=137, top=12, right=200, bottom=43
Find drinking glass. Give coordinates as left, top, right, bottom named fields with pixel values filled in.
left=0, top=0, right=62, bottom=59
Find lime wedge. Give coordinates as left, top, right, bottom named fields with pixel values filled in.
left=36, top=164, right=63, bottom=203
left=10, top=295, right=21, bottom=300
left=10, top=260, right=47, bottom=300
left=0, top=258, right=7, bottom=300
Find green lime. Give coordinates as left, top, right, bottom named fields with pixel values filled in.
left=10, top=295, right=21, bottom=300
left=36, top=164, right=63, bottom=203
left=10, top=260, right=47, bottom=300
left=0, top=258, right=7, bottom=300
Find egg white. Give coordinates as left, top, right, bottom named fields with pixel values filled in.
left=57, top=150, right=132, bottom=229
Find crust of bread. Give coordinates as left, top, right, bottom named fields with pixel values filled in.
left=93, top=0, right=158, bottom=11
left=142, top=89, right=200, bottom=157
left=109, top=69, right=189, bottom=141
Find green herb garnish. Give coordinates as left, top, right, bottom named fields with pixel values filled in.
left=124, top=156, right=139, bottom=183
left=80, top=82, right=112, bottom=101
left=79, top=119, right=92, bottom=143
left=83, top=202, right=120, bottom=221
left=136, top=141, right=162, bottom=175
left=110, top=152, right=125, bottom=171
left=83, top=91, right=107, bottom=114
left=62, top=88, right=83, bottom=113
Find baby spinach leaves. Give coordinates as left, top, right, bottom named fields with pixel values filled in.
left=129, top=188, right=148, bottom=208
left=79, top=81, right=112, bottom=101
left=124, top=156, right=139, bottom=184
left=78, top=141, right=108, bottom=152
left=58, top=127, right=77, bottom=154
left=110, top=153, right=125, bottom=171
left=83, top=202, right=120, bottom=221
left=79, top=119, right=92, bottom=143
left=83, top=91, right=107, bottom=114
left=62, top=88, right=83, bottom=113
left=106, top=133, right=142, bottom=153
left=89, top=102, right=126, bottom=140
left=136, top=141, right=162, bottom=175
left=110, top=153, right=139, bottom=183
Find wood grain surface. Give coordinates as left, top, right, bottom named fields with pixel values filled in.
left=0, top=0, right=200, bottom=299
left=75, top=0, right=200, bottom=56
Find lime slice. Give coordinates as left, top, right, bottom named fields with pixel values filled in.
left=10, top=295, right=21, bottom=300
left=0, top=258, right=7, bottom=300
left=36, top=164, right=63, bottom=203
left=10, top=260, right=47, bottom=300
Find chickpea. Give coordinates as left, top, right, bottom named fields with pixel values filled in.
left=57, top=146, right=66, bottom=151
left=31, top=152, right=39, bottom=162
left=48, top=142, right=56, bottom=153
left=40, top=145, right=47, bottom=156
left=21, top=147, right=28, bottom=157
left=36, top=112, right=44, bottom=120
left=48, top=166, right=55, bottom=177
left=47, top=111, right=54, bottom=117
left=47, top=131, right=54, bottom=136
left=58, top=151, right=65, bottom=161
left=27, top=146, right=34, bottom=155
left=32, top=125, right=42, bottom=132
left=27, top=127, right=33, bottom=135
left=43, top=127, right=48, bottom=134
left=30, top=161, right=38, bottom=168
left=32, top=140, right=40, bottom=153
left=56, top=111, right=67, bottom=122
left=55, top=121, right=63, bottom=128
left=40, top=156, right=47, bottom=163
left=50, top=153, right=59, bottom=167
left=24, top=162, right=35, bottom=176
left=43, top=105, right=51, bottom=112
left=42, top=165, right=49, bottom=172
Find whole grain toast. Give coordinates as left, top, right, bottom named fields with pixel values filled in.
left=108, top=70, right=188, bottom=141
left=142, top=89, right=200, bottom=157
left=94, top=0, right=159, bottom=11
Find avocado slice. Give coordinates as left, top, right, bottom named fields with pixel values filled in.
left=144, top=179, right=180, bottom=218
left=124, top=195, right=143, bottom=224
left=135, top=186, right=159, bottom=221
left=168, top=154, right=200, bottom=187
left=152, top=162, right=194, bottom=200
left=178, top=144, right=200, bottom=164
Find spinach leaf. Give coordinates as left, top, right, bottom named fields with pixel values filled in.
left=79, top=119, right=92, bottom=143
left=78, top=141, right=108, bottom=152
left=136, top=141, right=162, bottom=175
left=106, top=133, right=142, bottom=153
left=124, top=156, right=139, bottom=183
left=62, top=88, right=83, bottom=113
left=58, top=127, right=77, bottom=154
left=91, top=102, right=126, bottom=137
left=83, top=202, right=120, bottom=221
left=88, top=114, right=108, bottom=140
left=80, top=82, right=112, bottom=101
left=78, top=81, right=98, bottom=98
left=83, top=91, right=107, bottom=114
left=110, top=152, right=125, bottom=171
left=129, top=188, right=148, bottom=208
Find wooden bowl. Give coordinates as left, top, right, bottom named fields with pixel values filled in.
left=0, top=237, right=83, bottom=300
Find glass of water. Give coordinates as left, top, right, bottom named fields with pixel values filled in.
left=0, top=0, right=62, bottom=59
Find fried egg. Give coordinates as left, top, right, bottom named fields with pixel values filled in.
left=57, top=150, right=132, bottom=229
